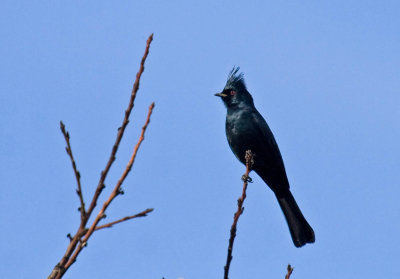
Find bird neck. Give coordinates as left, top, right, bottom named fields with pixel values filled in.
left=227, top=101, right=254, bottom=112
left=226, top=104, right=255, bottom=122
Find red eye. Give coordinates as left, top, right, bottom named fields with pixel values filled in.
left=230, top=90, right=236, bottom=96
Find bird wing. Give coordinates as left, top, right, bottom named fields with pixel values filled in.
left=251, top=110, right=284, bottom=163
left=250, top=110, right=289, bottom=189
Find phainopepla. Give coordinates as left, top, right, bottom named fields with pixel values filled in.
left=215, top=67, right=315, bottom=247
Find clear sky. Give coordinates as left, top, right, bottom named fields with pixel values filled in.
left=1, top=1, right=399, bottom=278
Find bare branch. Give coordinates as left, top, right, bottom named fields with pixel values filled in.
left=85, top=33, right=154, bottom=221
left=64, top=102, right=155, bottom=271
left=95, top=208, right=154, bottom=231
left=114, top=102, right=155, bottom=195
left=285, top=264, right=294, bottom=279
left=60, top=121, right=86, bottom=220
left=47, top=34, right=154, bottom=279
left=223, top=150, right=254, bottom=279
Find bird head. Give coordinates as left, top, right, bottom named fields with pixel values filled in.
left=215, top=67, right=254, bottom=108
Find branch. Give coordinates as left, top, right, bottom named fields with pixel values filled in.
left=95, top=208, right=154, bottom=230
left=47, top=34, right=154, bottom=279
left=114, top=102, right=155, bottom=196
left=285, top=264, right=294, bottom=279
left=65, top=103, right=154, bottom=269
left=64, top=102, right=155, bottom=270
left=60, top=121, right=86, bottom=220
left=223, top=150, right=254, bottom=279
left=85, top=33, right=154, bottom=222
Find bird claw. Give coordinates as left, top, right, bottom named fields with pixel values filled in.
left=241, top=174, right=253, bottom=183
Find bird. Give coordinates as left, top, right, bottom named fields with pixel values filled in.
left=215, top=67, right=315, bottom=247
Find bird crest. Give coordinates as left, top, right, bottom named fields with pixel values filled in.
left=224, top=67, right=247, bottom=91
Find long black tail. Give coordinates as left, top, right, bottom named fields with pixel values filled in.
left=276, top=190, right=315, bottom=247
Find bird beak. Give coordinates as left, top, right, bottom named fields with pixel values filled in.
left=215, top=93, right=228, bottom=98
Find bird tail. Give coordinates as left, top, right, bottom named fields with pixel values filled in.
left=275, top=190, right=315, bottom=247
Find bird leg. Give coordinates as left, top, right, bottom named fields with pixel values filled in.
left=241, top=150, right=254, bottom=182
left=241, top=174, right=253, bottom=183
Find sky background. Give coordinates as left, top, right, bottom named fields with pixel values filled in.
left=1, top=1, right=400, bottom=278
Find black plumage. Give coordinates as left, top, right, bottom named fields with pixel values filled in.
left=215, top=67, right=315, bottom=247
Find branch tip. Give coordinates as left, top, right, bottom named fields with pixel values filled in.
left=48, top=34, right=154, bottom=279
left=94, top=208, right=154, bottom=231
left=224, top=150, right=254, bottom=279
left=285, top=264, right=294, bottom=279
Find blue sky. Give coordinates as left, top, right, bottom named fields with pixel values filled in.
left=1, top=1, right=400, bottom=278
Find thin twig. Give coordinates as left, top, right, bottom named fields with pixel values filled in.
left=60, top=121, right=86, bottom=220
left=223, top=150, right=254, bottom=279
left=95, top=208, right=154, bottom=230
left=47, top=34, right=154, bottom=279
left=85, top=33, right=154, bottom=222
left=285, top=264, right=294, bottom=279
left=64, top=102, right=155, bottom=271
left=72, top=208, right=154, bottom=236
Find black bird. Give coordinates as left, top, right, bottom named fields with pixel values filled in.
left=215, top=67, right=315, bottom=247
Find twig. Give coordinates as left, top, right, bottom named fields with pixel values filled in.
left=85, top=33, right=154, bottom=223
left=223, top=150, right=254, bottom=279
left=64, top=102, right=155, bottom=270
left=47, top=34, right=154, bottom=279
left=285, top=264, right=294, bottom=279
left=65, top=102, right=155, bottom=269
left=60, top=121, right=86, bottom=220
left=95, top=208, right=154, bottom=230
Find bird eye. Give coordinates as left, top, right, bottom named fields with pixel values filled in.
left=230, top=90, right=236, bottom=96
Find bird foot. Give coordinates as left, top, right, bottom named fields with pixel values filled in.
left=241, top=174, right=253, bottom=183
